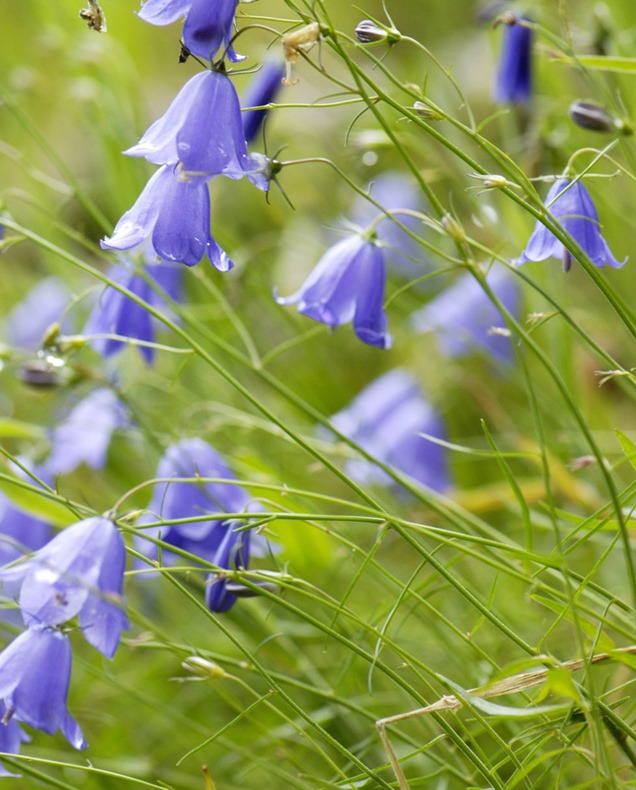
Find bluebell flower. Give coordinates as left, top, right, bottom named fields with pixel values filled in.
left=46, top=388, right=128, bottom=475
left=328, top=369, right=449, bottom=492
left=0, top=704, right=29, bottom=777
left=518, top=179, right=626, bottom=271
left=84, top=258, right=182, bottom=365
left=0, top=628, right=86, bottom=749
left=136, top=0, right=242, bottom=62
left=101, top=164, right=233, bottom=270
left=0, top=518, right=129, bottom=659
left=205, top=526, right=251, bottom=612
left=5, top=277, right=72, bottom=352
left=241, top=59, right=286, bottom=144
left=276, top=234, right=392, bottom=349
left=494, top=18, right=532, bottom=104
left=135, top=438, right=257, bottom=566
left=125, top=70, right=268, bottom=190
left=410, top=265, right=518, bottom=364
left=350, top=173, right=430, bottom=280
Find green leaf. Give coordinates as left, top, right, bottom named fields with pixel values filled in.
left=0, top=419, right=45, bottom=439
left=0, top=475, right=74, bottom=528
left=556, top=54, right=636, bottom=74
left=616, top=430, right=636, bottom=471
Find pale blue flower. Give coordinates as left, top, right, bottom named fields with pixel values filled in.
left=411, top=265, right=518, bottom=364
left=5, top=277, right=72, bottom=351
left=0, top=704, right=29, bottom=777
left=276, top=234, right=391, bottom=349
left=125, top=69, right=268, bottom=190
left=46, top=389, right=128, bottom=475
left=0, top=628, right=86, bottom=749
left=518, top=179, right=626, bottom=271
left=135, top=438, right=256, bottom=566
left=329, top=369, right=449, bottom=492
left=0, top=517, right=129, bottom=658
left=84, top=258, right=182, bottom=365
left=102, top=164, right=233, bottom=270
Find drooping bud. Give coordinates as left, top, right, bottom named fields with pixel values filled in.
left=569, top=100, right=615, bottom=133
left=355, top=19, right=401, bottom=45
left=413, top=101, right=444, bottom=121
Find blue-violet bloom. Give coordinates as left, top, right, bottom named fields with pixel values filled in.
left=328, top=369, right=449, bottom=492
left=205, top=526, right=251, bottom=613
left=276, top=233, right=392, bottom=349
left=46, top=388, right=128, bottom=475
left=241, top=58, right=286, bottom=144
left=411, top=265, right=518, bottom=364
left=0, top=463, right=53, bottom=568
left=101, top=164, right=233, bottom=270
left=0, top=628, right=86, bottom=749
left=0, top=517, right=129, bottom=659
left=5, top=277, right=72, bottom=352
left=328, top=370, right=449, bottom=491
left=135, top=438, right=259, bottom=566
left=85, top=258, right=182, bottom=365
left=494, top=18, right=532, bottom=104
left=518, top=178, right=626, bottom=271
left=125, top=70, right=268, bottom=190
left=136, top=0, right=243, bottom=62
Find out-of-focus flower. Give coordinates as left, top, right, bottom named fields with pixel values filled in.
left=125, top=70, right=267, bottom=190
left=0, top=518, right=129, bottom=659
left=518, top=179, right=626, bottom=271
left=46, top=388, right=128, bottom=475
left=351, top=173, right=429, bottom=280
left=276, top=234, right=391, bottom=349
left=241, top=59, right=286, bottom=144
left=494, top=18, right=532, bottom=104
left=410, top=265, right=518, bottom=364
left=136, top=0, right=242, bottom=62
left=5, top=278, right=72, bottom=352
left=135, top=438, right=257, bottom=566
left=84, top=259, right=182, bottom=365
left=0, top=628, right=86, bottom=749
left=205, top=526, right=251, bottom=612
left=328, top=369, right=449, bottom=492
left=0, top=703, right=29, bottom=777
left=101, top=164, right=232, bottom=270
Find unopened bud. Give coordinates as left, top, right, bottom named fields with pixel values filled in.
left=18, top=360, right=64, bottom=388
left=355, top=20, right=386, bottom=43
left=413, top=101, right=444, bottom=121
left=182, top=656, right=227, bottom=679
left=569, top=100, right=615, bottom=133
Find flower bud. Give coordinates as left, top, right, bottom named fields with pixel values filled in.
left=355, top=19, right=401, bottom=45
left=182, top=656, right=227, bottom=679
left=569, top=100, right=615, bottom=133
left=18, top=360, right=65, bottom=388
left=355, top=20, right=387, bottom=43
left=413, top=101, right=444, bottom=121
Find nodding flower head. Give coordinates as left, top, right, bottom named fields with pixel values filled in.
left=0, top=517, right=129, bottom=659
left=136, top=0, right=243, bottom=62
left=0, top=628, right=86, bottom=749
left=518, top=178, right=626, bottom=271
left=125, top=70, right=268, bottom=191
left=241, top=59, right=286, bottom=145
left=328, top=369, right=450, bottom=493
left=101, top=164, right=234, bottom=270
left=276, top=233, right=392, bottom=349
